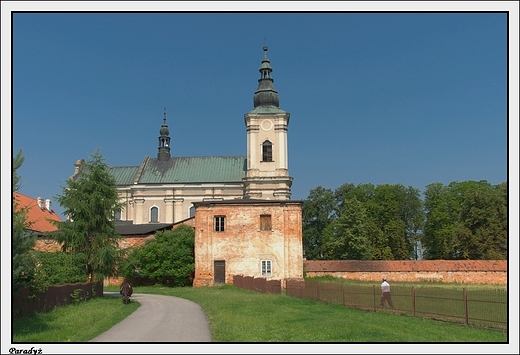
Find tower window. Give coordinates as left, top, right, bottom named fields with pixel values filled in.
left=214, top=216, right=226, bottom=232
left=150, top=206, right=159, bottom=223
left=260, top=214, right=272, bottom=231
left=262, top=140, right=273, bottom=162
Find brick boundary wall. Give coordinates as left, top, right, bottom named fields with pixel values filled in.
left=304, top=260, right=507, bottom=285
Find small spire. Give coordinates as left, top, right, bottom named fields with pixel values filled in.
left=163, top=107, right=166, bottom=124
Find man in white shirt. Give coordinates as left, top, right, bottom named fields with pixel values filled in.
left=380, top=277, right=394, bottom=308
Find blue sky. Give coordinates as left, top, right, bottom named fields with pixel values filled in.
left=2, top=2, right=519, bottom=354
left=9, top=8, right=513, bottom=220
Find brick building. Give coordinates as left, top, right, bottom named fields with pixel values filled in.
left=192, top=200, right=303, bottom=288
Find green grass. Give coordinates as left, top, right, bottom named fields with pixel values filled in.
left=106, top=284, right=507, bottom=342
left=12, top=296, right=139, bottom=342
left=13, top=284, right=507, bottom=343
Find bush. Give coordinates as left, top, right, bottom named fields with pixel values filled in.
left=31, top=251, right=87, bottom=293
left=119, top=225, right=195, bottom=287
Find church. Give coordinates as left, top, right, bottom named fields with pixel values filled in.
left=71, top=46, right=304, bottom=286
left=71, top=46, right=293, bottom=225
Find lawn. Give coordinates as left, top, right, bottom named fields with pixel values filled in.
left=12, top=283, right=508, bottom=347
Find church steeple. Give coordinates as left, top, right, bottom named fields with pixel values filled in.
left=243, top=46, right=292, bottom=200
left=157, top=108, right=171, bottom=161
left=253, top=45, right=280, bottom=108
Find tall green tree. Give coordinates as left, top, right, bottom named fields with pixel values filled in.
left=12, top=149, right=37, bottom=294
left=321, top=198, right=372, bottom=260
left=302, top=186, right=335, bottom=259
left=454, top=182, right=507, bottom=259
left=53, top=149, right=124, bottom=282
left=423, top=180, right=506, bottom=260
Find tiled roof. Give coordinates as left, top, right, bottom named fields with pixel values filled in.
left=13, top=192, right=62, bottom=234
left=109, top=156, right=247, bottom=185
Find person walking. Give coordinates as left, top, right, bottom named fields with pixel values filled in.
left=380, top=277, right=394, bottom=309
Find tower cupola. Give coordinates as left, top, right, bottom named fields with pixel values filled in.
left=253, top=45, right=280, bottom=108
left=157, top=109, right=171, bottom=161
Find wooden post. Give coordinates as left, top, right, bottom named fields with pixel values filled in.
left=412, top=286, right=416, bottom=317
left=464, top=288, right=469, bottom=325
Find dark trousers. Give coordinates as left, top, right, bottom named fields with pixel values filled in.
left=380, top=292, right=394, bottom=308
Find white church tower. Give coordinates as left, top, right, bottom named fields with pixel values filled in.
left=243, top=46, right=293, bottom=200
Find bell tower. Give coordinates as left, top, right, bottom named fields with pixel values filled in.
left=243, top=46, right=292, bottom=200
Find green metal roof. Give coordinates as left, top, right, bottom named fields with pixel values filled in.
left=108, top=166, right=140, bottom=185
left=109, top=156, right=247, bottom=185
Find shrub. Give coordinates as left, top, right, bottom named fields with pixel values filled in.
left=119, top=225, right=195, bottom=287
left=31, top=251, right=86, bottom=293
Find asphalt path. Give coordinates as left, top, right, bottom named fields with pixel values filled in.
left=89, top=292, right=213, bottom=342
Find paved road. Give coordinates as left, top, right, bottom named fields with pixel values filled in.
left=89, top=292, right=213, bottom=342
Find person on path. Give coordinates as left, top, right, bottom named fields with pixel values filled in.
left=380, top=277, right=394, bottom=309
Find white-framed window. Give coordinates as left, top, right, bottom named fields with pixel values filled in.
left=189, top=205, right=195, bottom=218
left=261, top=260, right=272, bottom=276
left=214, top=216, right=225, bottom=232
left=150, top=206, right=159, bottom=223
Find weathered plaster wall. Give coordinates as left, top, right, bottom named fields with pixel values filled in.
left=193, top=201, right=303, bottom=287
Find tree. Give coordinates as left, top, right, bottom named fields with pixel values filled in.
left=422, top=180, right=506, bottom=260
left=302, top=186, right=336, bottom=259
left=321, top=198, right=373, bottom=260
left=454, top=182, right=507, bottom=259
left=12, top=149, right=37, bottom=294
left=119, top=225, right=195, bottom=286
left=53, top=149, right=124, bottom=282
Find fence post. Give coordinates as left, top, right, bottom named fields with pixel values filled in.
left=464, top=288, right=468, bottom=325
left=412, top=286, right=416, bottom=318
left=317, top=282, right=321, bottom=301
left=342, top=283, right=345, bottom=306
left=373, top=285, right=376, bottom=312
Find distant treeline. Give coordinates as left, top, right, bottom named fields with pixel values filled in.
left=302, top=180, right=507, bottom=260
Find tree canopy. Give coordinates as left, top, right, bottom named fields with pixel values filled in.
left=302, top=180, right=506, bottom=261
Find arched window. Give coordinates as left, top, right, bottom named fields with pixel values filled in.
left=150, top=206, right=159, bottom=223
left=189, top=205, right=195, bottom=218
left=262, top=140, right=273, bottom=162
left=114, top=209, right=122, bottom=221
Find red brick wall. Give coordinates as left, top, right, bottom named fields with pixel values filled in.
left=304, top=260, right=507, bottom=285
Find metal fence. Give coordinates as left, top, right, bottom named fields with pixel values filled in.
left=285, top=279, right=507, bottom=330
left=233, top=275, right=281, bottom=294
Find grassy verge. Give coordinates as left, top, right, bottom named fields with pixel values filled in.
left=106, top=284, right=507, bottom=342
left=12, top=296, right=139, bottom=343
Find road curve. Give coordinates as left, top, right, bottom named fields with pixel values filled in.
left=89, top=292, right=213, bottom=342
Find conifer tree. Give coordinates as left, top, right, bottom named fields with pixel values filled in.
left=53, top=149, right=124, bottom=282
left=12, top=149, right=37, bottom=294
